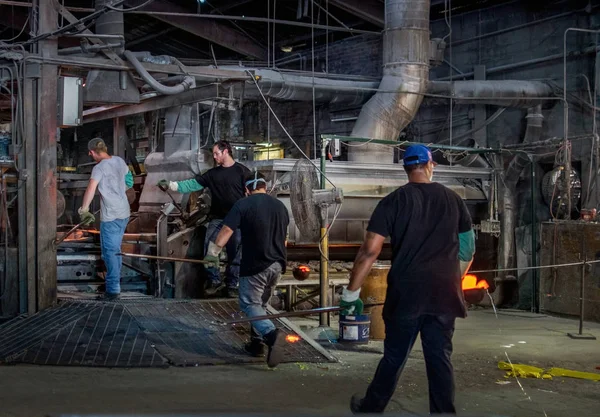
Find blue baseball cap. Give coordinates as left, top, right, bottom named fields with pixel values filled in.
left=403, top=144, right=433, bottom=166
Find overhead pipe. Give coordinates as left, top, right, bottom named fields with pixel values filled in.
left=427, top=80, right=555, bottom=108
left=124, top=50, right=195, bottom=96
left=349, top=0, right=431, bottom=163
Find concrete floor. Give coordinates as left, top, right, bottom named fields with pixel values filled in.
left=1, top=309, right=599, bottom=417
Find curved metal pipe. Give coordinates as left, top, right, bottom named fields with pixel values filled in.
left=349, top=0, right=430, bottom=163
left=124, top=50, right=195, bottom=95
left=141, top=75, right=187, bottom=92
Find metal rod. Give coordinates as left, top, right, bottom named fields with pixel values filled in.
left=125, top=11, right=381, bottom=34
left=53, top=210, right=100, bottom=246
left=60, top=33, right=125, bottom=40
left=321, top=134, right=499, bottom=154
left=468, top=259, right=600, bottom=275
left=118, top=252, right=213, bottom=265
left=578, top=258, right=586, bottom=335
left=225, top=303, right=385, bottom=325
left=0, top=0, right=94, bottom=12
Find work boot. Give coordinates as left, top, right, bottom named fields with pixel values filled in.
left=263, top=329, right=285, bottom=368
left=244, top=339, right=266, bottom=357
left=205, top=281, right=225, bottom=297
left=96, top=292, right=120, bottom=301
left=350, top=394, right=366, bottom=414
left=224, top=286, right=239, bottom=299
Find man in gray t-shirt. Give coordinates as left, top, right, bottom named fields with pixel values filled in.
left=79, top=138, right=133, bottom=300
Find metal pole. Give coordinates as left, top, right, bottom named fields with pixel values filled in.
left=530, top=158, right=539, bottom=313
left=319, top=140, right=329, bottom=326
left=225, top=302, right=385, bottom=325
left=578, top=258, right=586, bottom=335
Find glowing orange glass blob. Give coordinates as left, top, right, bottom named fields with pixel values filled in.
left=462, top=274, right=490, bottom=291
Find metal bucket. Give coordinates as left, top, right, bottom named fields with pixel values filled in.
left=361, top=263, right=389, bottom=340
left=338, top=314, right=371, bottom=344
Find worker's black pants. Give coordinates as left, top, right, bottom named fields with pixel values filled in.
left=360, top=314, right=456, bottom=414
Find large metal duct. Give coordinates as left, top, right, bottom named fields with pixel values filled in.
left=427, top=81, right=554, bottom=108
left=349, top=0, right=430, bottom=163
left=494, top=105, right=543, bottom=306
left=216, top=68, right=379, bottom=105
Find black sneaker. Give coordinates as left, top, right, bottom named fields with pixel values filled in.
left=96, top=292, right=120, bottom=301
left=264, top=329, right=285, bottom=368
left=350, top=394, right=365, bottom=414
left=244, top=340, right=266, bottom=357
left=224, top=287, right=239, bottom=299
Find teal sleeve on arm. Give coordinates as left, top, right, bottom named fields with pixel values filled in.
left=176, top=178, right=204, bottom=193
left=458, top=229, right=476, bottom=261
left=125, top=171, right=134, bottom=189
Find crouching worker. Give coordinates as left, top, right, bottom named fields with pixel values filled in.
left=203, top=172, right=290, bottom=368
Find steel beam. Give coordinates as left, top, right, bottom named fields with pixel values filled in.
left=83, top=84, right=220, bottom=123
left=125, top=0, right=266, bottom=59
left=113, top=117, right=127, bottom=157
left=328, top=0, right=384, bottom=28
left=22, top=71, right=36, bottom=315
left=35, top=0, right=59, bottom=311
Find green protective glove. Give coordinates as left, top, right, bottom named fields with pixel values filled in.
left=176, top=178, right=203, bottom=194
left=157, top=179, right=170, bottom=191
left=203, top=254, right=220, bottom=269
left=79, top=210, right=95, bottom=226
left=340, top=287, right=364, bottom=316
left=125, top=171, right=134, bottom=189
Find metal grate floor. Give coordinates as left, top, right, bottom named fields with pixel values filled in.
left=0, top=299, right=335, bottom=367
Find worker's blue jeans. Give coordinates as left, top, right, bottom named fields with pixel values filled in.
left=204, top=219, right=241, bottom=288
left=238, top=262, right=282, bottom=337
left=100, top=217, right=129, bottom=295
left=359, top=314, right=457, bottom=414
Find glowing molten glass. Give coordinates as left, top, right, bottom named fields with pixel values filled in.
left=286, top=334, right=301, bottom=343
left=462, top=274, right=490, bottom=291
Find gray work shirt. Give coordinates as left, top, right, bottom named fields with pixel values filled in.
left=91, top=156, right=130, bottom=222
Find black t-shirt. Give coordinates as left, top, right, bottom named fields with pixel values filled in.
left=223, top=193, right=290, bottom=277
left=195, top=162, right=250, bottom=219
left=367, top=182, right=472, bottom=320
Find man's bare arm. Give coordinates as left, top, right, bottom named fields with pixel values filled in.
left=347, top=232, right=386, bottom=291
left=81, top=179, right=99, bottom=211
left=214, top=225, right=234, bottom=248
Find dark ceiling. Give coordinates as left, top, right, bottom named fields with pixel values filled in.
left=0, top=0, right=554, bottom=63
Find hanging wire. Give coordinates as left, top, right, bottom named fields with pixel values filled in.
left=245, top=70, right=336, bottom=188
left=0, top=15, right=29, bottom=43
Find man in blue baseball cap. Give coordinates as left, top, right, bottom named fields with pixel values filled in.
left=340, top=144, right=475, bottom=414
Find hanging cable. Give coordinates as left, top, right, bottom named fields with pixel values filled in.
left=0, top=15, right=29, bottom=43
